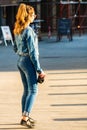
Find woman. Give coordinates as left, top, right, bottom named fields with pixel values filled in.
left=13, top=3, right=45, bottom=128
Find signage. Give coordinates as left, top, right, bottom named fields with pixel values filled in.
left=1, top=26, right=14, bottom=46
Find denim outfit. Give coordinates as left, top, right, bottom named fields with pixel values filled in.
left=14, top=26, right=43, bottom=116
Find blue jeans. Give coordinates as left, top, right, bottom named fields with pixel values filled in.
left=17, top=55, right=38, bottom=116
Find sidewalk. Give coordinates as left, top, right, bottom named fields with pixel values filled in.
left=0, top=35, right=87, bottom=130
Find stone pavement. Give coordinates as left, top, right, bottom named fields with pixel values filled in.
left=0, top=35, right=87, bottom=130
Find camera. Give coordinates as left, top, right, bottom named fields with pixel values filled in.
left=37, top=76, right=44, bottom=84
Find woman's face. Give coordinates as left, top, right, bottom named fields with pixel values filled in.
left=30, top=13, right=36, bottom=23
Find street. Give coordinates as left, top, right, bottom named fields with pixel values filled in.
left=0, top=34, right=87, bottom=130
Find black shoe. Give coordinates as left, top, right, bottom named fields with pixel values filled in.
left=20, top=118, right=35, bottom=128
left=28, top=117, right=36, bottom=124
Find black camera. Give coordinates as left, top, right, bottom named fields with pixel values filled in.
left=37, top=76, right=44, bottom=84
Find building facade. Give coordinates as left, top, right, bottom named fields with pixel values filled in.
left=0, top=0, right=87, bottom=35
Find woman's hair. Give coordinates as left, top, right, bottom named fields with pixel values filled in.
left=13, top=3, right=35, bottom=35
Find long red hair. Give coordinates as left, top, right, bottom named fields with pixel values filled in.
left=13, top=3, right=35, bottom=35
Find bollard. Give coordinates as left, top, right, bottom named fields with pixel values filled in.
left=48, top=26, right=51, bottom=38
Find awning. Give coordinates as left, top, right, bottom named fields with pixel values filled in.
left=0, top=4, right=19, bottom=7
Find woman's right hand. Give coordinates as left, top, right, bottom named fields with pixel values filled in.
left=38, top=71, right=45, bottom=78
left=37, top=71, right=45, bottom=84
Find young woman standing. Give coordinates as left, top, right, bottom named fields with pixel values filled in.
left=13, top=3, right=45, bottom=128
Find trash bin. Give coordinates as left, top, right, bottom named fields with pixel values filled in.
left=57, top=18, right=73, bottom=41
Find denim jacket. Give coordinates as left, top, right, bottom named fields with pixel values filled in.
left=14, top=26, right=42, bottom=74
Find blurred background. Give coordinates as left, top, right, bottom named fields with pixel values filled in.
left=0, top=0, right=87, bottom=38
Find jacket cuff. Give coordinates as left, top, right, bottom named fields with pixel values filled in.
left=37, top=69, right=43, bottom=74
